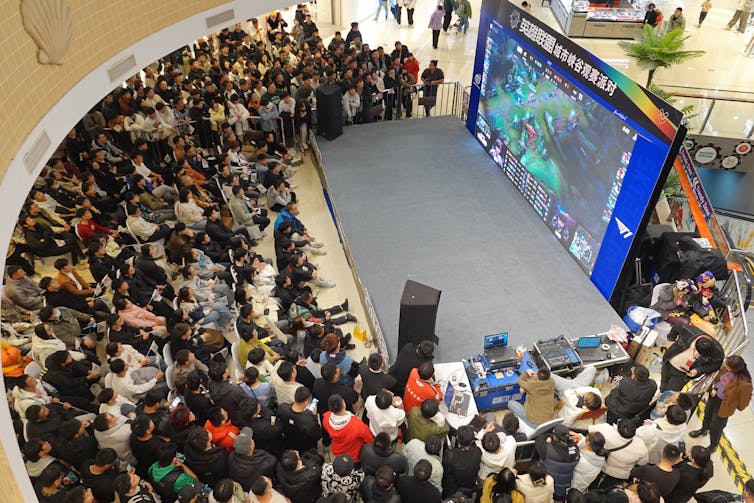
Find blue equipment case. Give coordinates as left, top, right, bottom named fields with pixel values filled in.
left=464, top=351, right=538, bottom=412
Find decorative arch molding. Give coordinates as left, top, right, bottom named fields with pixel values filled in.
left=0, top=0, right=298, bottom=498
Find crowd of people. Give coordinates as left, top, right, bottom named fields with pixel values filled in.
left=1, top=3, right=754, bottom=503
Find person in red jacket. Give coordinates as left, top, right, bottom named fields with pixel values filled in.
left=403, top=53, right=420, bottom=83
left=402, top=361, right=443, bottom=415
left=323, top=394, right=373, bottom=461
left=204, top=407, right=240, bottom=452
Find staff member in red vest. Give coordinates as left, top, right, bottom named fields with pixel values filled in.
left=402, top=361, right=443, bottom=415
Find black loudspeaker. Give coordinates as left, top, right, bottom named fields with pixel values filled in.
left=398, top=280, right=441, bottom=349
left=316, top=84, right=344, bottom=141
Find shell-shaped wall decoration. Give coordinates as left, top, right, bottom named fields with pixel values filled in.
left=19, top=0, right=74, bottom=65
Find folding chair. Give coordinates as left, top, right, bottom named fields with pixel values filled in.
left=24, top=361, right=43, bottom=379
left=162, top=342, right=174, bottom=366
left=576, top=406, right=608, bottom=424
left=165, top=364, right=176, bottom=391
left=124, top=219, right=166, bottom=258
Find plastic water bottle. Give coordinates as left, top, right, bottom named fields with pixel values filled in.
left=199, top=255, right=205, bottom=268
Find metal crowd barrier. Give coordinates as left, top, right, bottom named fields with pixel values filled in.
left=365, top=81, right=470, bottom=122
left=688, top=249, right=752, bottom=393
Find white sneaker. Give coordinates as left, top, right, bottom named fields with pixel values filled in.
left=312, top=241, right=324, bottom=248
left=315, top=277, right=336, bottom=288
left=310, top=247, right=327, bottom=256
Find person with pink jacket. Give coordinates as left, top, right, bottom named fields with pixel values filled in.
left=429, top=5, right=445, bottom=49
left=112, top=296, right=167, bottom=338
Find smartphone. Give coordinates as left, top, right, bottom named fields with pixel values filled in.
left=170, top=396, right=182, bottom=408
left=176, top=452, right=186, bottom=463
left=679, top=441, right=686, bottom=454
left=306, top=397, right=319, bottom=412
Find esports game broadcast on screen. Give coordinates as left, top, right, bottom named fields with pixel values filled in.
left=466, top=0, right=686, bottom=302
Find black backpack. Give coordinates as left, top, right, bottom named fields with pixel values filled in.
left=149, top=465, right=183, bottom=502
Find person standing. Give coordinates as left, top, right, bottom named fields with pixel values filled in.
left=421, top=60, right=445, bottom=117
left=457, top=0, right=472, bottom=34
left=443, top=0, right=456, bottom=32
left=726, top=0, right=754, bottom=32
left=644, top=3, right=660, bottom=26
left=698, top=0, right=712, bottom=26
left=375, top=0, right=390, bottom=21
left=429, top=6, right=444, bottom=50
left=404, top=0, right=417, bottom=26
left=667, top=7, right=687, bottom=31
left=690, top=355, right=753, bottom=451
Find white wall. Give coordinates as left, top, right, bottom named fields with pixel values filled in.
left=340, top=0, right=377, bottom=28
left=0, top=1, right=299, bottom=499
left=317, top=0, right=334, bottom=24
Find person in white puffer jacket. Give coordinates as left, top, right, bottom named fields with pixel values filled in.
left=635, top=404, right=688, bottom=464
left=476, top=422, right=517, bottom=481
left=515, top=460, right=555, bottom=503
left=571, top=431, right=609, bottom=492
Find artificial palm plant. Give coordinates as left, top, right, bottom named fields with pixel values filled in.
left=619, top=25, right=705, bottom=86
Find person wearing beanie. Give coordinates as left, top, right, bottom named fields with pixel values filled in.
left=322, top=394, right=373, bottom=461
left=321, top=454, right=364, bottom=500
left=228, top=426, right=277, bottom=493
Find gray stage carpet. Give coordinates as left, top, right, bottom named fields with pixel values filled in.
left=318, top=116, right=625, bottom=362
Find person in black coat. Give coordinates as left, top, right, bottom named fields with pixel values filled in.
left=360, top=432, right=409, bottom=476
left=20, top=216, right=80, bottom=264
left=42, top=351, right=98, bottom=411
left=359, top=353, right=397, bottom=401
left=277, top=387, right=322, bottom=454
left=183, top=426, right=228, bottom=487
left=397, top=459, right=441, bottom=503
left=360, top=465, right=401, bottom=503
left=81, top=448, right=120, bottom=503
left=107, top=313, right=155, bottom=355
left=605, top=364, right=657, bottom=424
left=206, top=206, right=250, bottom=243
left=25, top=404, right=69, bottom=442
left=441, top=425, right=482, bottom=498
left=535, top=424, right=580, bottom=501
left=313, top=363, right=360, bottom=426
left=135, top=244, right=175, bottom=300
left=227, top=426, right=278, bottom=492
left=55, top=418, right=99, bottom=472
left=273, top=273, right=301, bottom=312
left=129, top=415, right=167, bottom=478
left=660, top=325, right=724, bottom=392
left=235, top=397, right=284, bottom=458
left=87, top=241, right=119, bottom=283
left=207, top=361, right=249, bottom=427
left=665, top=445, right=714, bottom=503
left=184, top=371, right=213, bottom=425
left=194, top=231, right=228, bottom=266
left=389, top=340, right=435, bottom=396
left=39, top=276, right=110, bottom=321
left=277, top=449, right=323, bottom=503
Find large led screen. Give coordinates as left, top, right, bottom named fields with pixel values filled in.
left=467, top=0, right=686, bottom=302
